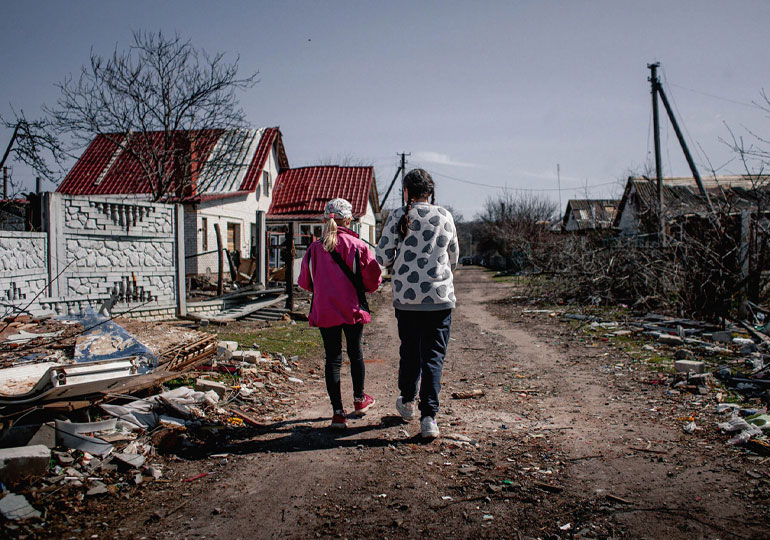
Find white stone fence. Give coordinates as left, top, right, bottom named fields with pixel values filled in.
left=0, top=193, right=185, bottom=320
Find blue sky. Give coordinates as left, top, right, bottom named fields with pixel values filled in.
left=1, top=1, right=769, bottom=218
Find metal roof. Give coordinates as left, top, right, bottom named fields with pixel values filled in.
left=563, top=199, right=619, bottom=230
left=56, top=127, right=288, bottom=199
left=267, top=166, right=375, bottom=219
left=614, top=175, right=770, bottom=228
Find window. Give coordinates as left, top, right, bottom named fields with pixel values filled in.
left=263, top=171, right=270, bottom=196
left=201, top=217, right=208, bottom=251
left=227, top=223, right=241, bottom=253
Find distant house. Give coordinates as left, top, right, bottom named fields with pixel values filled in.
left=57, top=127, right=289, bottom=279
left=614, top=175, right=769, bottom=237
left=266, top=166, right=381, bottom=271
left=562, top=199, right=619, bottom=232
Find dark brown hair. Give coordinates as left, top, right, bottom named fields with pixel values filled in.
left=397, top=168, right=436, bottom=238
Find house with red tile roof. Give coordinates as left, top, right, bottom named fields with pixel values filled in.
left=57, top=127, right=289, bottom=278
left=266, top=165, right=381, bottom=264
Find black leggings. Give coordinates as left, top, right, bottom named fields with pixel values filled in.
left=319, top=324, right=365, bottom=411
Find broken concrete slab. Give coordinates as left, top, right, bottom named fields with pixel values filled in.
left=27, top=422, right=56, bottom=448
left=53, top=450, right=74, bottom=466
left=219, top=340, right=239, bottom=352
left=674, top=360, right=705, bottom=374
left=658, top=334, right=684, bottom=346
left=232, top=350, right=260, bottom=363
left=674, top=349, right=694, bottom=360
left=711, top=330, right=732, bottom=343
left=86, top=481, right=109, bottom=496
left=0, top=492, right=41, bottom=520
left=195, top=378, right=228, bottom=398
left=0, top=445, right=50, bottom=484
left=113, top=452, right=146, bottom=470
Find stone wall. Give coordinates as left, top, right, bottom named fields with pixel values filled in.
left=42, top=194, right=181, bottom=317
left=0, top=193, right=185, bottom=319
left=0, top=232, right=48, bottom=316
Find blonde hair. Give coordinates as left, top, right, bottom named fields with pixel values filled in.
left=323, top=218, right=339, bottom=252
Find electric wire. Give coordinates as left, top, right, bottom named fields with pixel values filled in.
left=410, top=162, right=619, bottom=192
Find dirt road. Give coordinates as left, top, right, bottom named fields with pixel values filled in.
left=55, top=267, right=767, bottom=539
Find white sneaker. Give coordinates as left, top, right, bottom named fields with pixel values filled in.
left=421, top=416, right=439, bottom=439
left=395, top=396, right=416, bottom=421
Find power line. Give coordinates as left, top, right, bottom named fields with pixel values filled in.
left=667, top=82, right=762, bottom=110
left=411, top=163, right=618, bottom=192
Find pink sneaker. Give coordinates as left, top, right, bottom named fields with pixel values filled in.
left=330, top=410, right=347, bottom=429
left=353, top=393, right=376, bottom=414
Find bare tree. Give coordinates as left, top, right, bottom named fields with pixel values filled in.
left=18, top=30, right=258, bottom=201
left=475, top=191, right=558, bottom=271
left=721, top=95, right=770, bottom=306
left=0, top=110, right=66, bottom=184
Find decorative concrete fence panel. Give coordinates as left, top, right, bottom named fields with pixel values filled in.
left=0, top=232, right=48, bottom=317
left=38, top=193, right=185, bottom=320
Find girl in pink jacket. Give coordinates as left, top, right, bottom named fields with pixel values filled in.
left=298, top=198, right=382, bottom=428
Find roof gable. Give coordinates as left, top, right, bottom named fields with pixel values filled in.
left=613, top=174, right=770, bottom=229
left=267, top=166, right=375, bottom=219
left=563, top=199, right=619, bottom=230
left=57, top=127, right=288, bottom=199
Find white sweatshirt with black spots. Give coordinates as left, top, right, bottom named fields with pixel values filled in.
left=375, top=202, right=459, bottom=311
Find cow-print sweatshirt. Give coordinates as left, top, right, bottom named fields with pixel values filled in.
left=375, top=202, right=459, bottom=311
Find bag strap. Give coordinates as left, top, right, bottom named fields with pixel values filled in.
left=329, top=249, right=370, bottom=312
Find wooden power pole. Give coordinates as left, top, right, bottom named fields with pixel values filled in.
left=648, top=62, right=665, bottom=244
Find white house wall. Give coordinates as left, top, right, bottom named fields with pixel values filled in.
left=359, top=201, right=377, bottom=248
left=184, top=143, right=281, bottom=274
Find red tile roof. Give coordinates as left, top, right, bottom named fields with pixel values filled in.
left=57, top=128, right=287, bottom=199
left=267, top=166, right=375, bottom=219
left=239, top=127, right=288, bottom=191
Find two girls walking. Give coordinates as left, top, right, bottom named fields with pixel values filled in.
left=299, top=169, right=458, bottom=439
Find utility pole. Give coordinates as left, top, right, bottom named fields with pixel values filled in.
left=648, top=62, right=665, bottom=245
left=380, top=152, right=410, bottom=207
left=557, top=163, right=562, bottom=215
left=398, top=152, right=409, bottom=205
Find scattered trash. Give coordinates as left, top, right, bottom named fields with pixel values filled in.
left=451, top=389, right=485, bottom=399
left=182, top=472, right=209, bottom=482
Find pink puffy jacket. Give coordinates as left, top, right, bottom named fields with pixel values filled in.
left=298, top=227, right=382, bottom=328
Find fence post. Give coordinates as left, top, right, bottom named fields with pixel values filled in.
left=254, top=210, right=266, bottom=287
left=285, top=222, right=295, bottom=311
left=44, top=192, right=63, bottom=298
left=175, top=204, right=187, bottom=317
left=214, top=222, right=224, bottom=296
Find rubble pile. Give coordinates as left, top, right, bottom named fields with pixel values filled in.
left=0, top=310, right=308, bottom=529
left=563, top=313, right=770, bottom=454
left=516, top=305, right=770, bottom=453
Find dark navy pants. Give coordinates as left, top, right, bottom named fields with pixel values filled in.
left=320, top=324, right=365, bottom=411
left=395, top=309, right=452, bottom=419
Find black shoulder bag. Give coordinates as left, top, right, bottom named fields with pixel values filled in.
left=329, top=249, right=371, bottom=313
